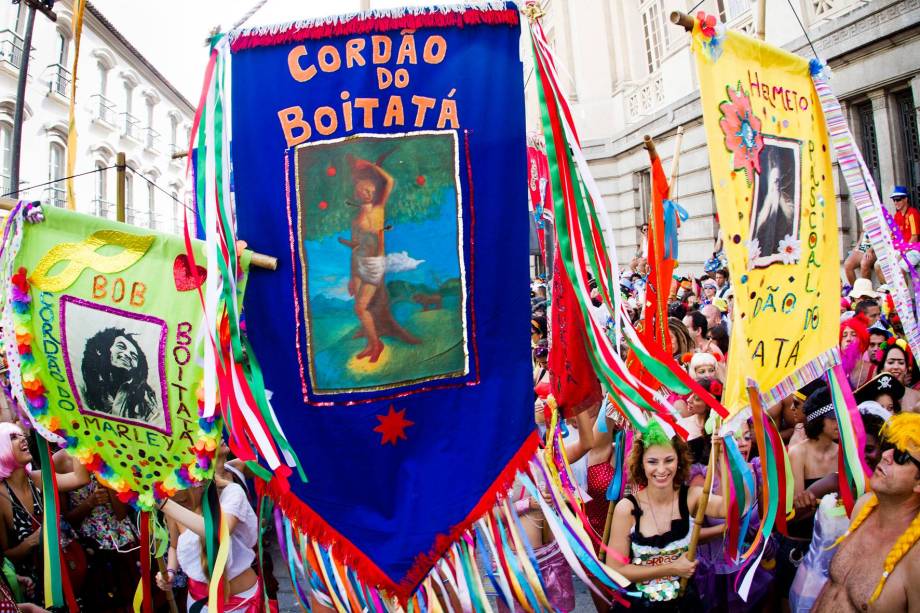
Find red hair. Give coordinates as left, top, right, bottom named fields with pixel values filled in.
left=840, top=314, right=870, bottom=353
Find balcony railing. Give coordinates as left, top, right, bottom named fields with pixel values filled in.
left=47, top=63, right=71, bottom=97
left=808, top=0, right=866, bottom=24
left=90, top=94, right=117, bottom=125
left=0, top=29, right=25, bottom=70
left=626, top=71, right=665, bottom=121
left=120, top=112, right=141, bottom=140
left=93, top=198, right=114, bottom=219
left=145, top=127, right=161, bottom=152
left=45, top=186, right=66, bottom=208
left=126, top=207, right=150, bottom=228
left=0, top=173, right=10, bottom=197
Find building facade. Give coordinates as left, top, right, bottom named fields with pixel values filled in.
left=0, top=0, right=195, bottom=233
left=530, top=0, right=920, bottom=274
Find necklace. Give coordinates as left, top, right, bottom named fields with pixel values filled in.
left=645, top=489, right=676, bottom=536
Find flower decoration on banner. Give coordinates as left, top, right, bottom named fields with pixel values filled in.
left=778, top=234, right=802, bottom=265
left=719, top=85, right=764, bottom=184
left=696, top=12, right=726, bottom=62
left=5, top=259, right=220, bottom=512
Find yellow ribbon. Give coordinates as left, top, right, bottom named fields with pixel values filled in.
left=65, top=0, right=87, bottom=211
left=29, top=230, right=155, bottom=292
left=208, top=511, right=232, bottom=611
left=132, top=577, right=143, bottom=613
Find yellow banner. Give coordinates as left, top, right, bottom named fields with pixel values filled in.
left=692, top=20, right=839, bottom=413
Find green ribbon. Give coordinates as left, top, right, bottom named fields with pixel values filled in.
left=37, top=439, right=64, bottom=608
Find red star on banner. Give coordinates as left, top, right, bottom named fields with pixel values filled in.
left=374, top=405, right=414, bottom=446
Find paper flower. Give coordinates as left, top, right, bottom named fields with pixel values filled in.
left=697, top=11, right=717, bottom=38
left=696, top=12, right=727, bottom=62
left=746, top=238, right=762, bottom=269
left=778, top=234, right=802, bottom=264
left=719, top=86, right=764, bottom=184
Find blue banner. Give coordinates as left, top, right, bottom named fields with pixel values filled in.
left=228, top=5, right=533, bottom=594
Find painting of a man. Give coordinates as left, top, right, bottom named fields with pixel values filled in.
left=297, top=131, right=469, bottom=393
left=81, top=327, right=159, bottom=424
left=62, top=296, right=168, bottom=431
left=338, top=155, right=396, bottom=363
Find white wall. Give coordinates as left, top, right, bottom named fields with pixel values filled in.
left=0, top=0, right=194, bottom=234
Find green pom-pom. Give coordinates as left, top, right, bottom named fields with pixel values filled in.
left=641, top=420, right=672, bottom=447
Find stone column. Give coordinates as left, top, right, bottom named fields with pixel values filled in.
left=869, top=89, right=896, bottom=194
left=911, top=74, right=920, bottom=130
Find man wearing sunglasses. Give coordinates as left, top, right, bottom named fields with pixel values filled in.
left=891, top=186, right=920, bottom=274
left=815, top=413, right=920, bottom=612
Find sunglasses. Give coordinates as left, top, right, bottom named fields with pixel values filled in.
left=892, top=196, right=906, bottom=201
left=880, top=441, right=920, bottom=472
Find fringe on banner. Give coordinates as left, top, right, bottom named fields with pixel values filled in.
left=256, top=433, right=540, bottom=601
left=756, top=347, right=841, bottom=409
left=229, top=3, right=519, bottom=51
left=811, top=64, right=920, bottom=362
left=258, top=428, right=638, bottom=609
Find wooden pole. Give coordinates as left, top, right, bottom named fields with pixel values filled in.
left=155, top=557, right=180, bottom=613
left=756, top=0, right=767, bottom=41
left=669, top=126, right=685, bottom=193
left=669, top=11, right=694, bottom=32
left=116, top=151, right=126, bottom=223
left=0, top=196, right=278, bottom=271
left=601, top=500, right=615, bottom=563
left=643, top=134, right=659, bottom=162
left=680, top=420, right=722, bottom=594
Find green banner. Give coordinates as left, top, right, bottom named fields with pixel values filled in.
left=2, top=207, right=246, bottom=509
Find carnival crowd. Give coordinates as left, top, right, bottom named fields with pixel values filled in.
left=0, top=189, right=914, bottom=613
left=526, top=185, right=920, bottom=612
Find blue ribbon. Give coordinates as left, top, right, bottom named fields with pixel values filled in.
left=606, top=430, right=625, bottom=501
left=723, top=436, right=757, bottom=561
left=662, top=199, right=689, bottom=261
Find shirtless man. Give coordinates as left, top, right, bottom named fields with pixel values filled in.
left=815, top=412, right=920, bottom=611
left=338, top=155, right=394, bottom=363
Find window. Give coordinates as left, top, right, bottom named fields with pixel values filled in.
left=125, top=170, right=134, bottom=212
left=855, top=100, right=881, bottom=199
left=124, top=82, right=133, bottom=115
left=94, top=160, right=107, bottom=200
left=641, top=1, right=665, bottom=74
left=94, top=160, right=108, bottom=216
left=48, top=142, right=65, bottom=207
left=718, top=0, right=752, bottom=22
left=895, top=90, right=920, bottom=205
left=147, top=181, right=156, bottom=228
left=635, top=168, right=651, bottom=227
left=56, top=31, right=68, bottom=65
left=98, top=62, right=108, bottom=95
left=169, top=114, right=179, bottom=150
left=171, top=191, right=180, bottom=233
left=14, top=5, right=27, bottom=34
left=0, top=123, right=11, bottom=195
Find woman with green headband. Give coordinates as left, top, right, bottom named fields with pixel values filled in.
left=606, top=421, right=726, bottom=611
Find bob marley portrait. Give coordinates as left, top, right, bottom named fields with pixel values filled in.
left=80, top=327, right=161, bottom=427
